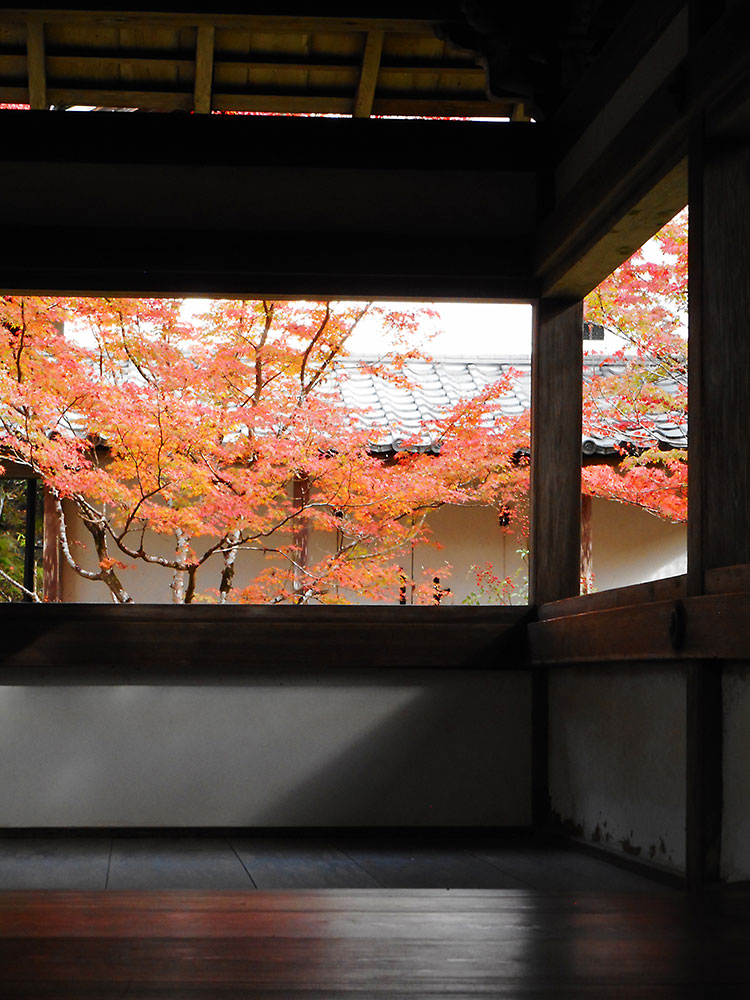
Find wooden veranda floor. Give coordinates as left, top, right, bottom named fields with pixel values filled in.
left=0, top=836, right=745, bottom=997
left=1, top=887, right=749, bottom=998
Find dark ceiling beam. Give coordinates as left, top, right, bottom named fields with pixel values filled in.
left=536, top=1, right=750, bottom=300
left=2, top=8, right=441, bottom=33
left=0, top=113, right=540, bottom=299
left=550, top=0, right=687, bottom=158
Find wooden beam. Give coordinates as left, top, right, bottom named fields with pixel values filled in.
left=193, top=24, right=215, bottom=114
left=353, top=29, right=384, bottom=118
left=529, top=299, right=582, bottom=606
left=531, top=593, right=750, bottom=664
left=25, top=17, right=46, bottom=110
left=538, top=574, right=686, bottom=620
left=0, top=604, right=531, bottom=673
left=0, top=113, right=540, bottom=298
left=537, top=2, right=750, bottom=300
left=46, top=88, right=194, bottom=112
left=550, top=0, right=687, bottom=156
left=3, top=12, right=439, bottom=34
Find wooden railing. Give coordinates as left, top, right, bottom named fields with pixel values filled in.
left=531, top=566, right=750, bottom=665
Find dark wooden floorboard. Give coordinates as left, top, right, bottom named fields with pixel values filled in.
left=0, top=890, right=748, bottom=998
left=471, top=844, right=673, bottom=891
left=336, top=838, right=533, bottom=889
left=230, top=837, right=381, bottom=889
left=106, top=838, right=252, bottom=890
left=0, top=836, right=677, bottom=891
left=0, top=838, right=110, bottom=890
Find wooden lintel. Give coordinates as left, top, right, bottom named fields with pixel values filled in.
left=353, top=29, right=384, bottom=118
left=193, top=24, right=215, bottom=115
left=25, top=17, right=46, bottom=110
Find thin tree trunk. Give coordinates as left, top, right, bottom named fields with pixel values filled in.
left=580, top=493, right=593, bottom=595
left=219, top=530, right=241, bottom=604
left=170, top=527, right=189, bottom=603
left=292, top=473, right=310, bottom=602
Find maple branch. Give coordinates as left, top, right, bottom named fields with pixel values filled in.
left=0, top=566, right=40, bottom=602
left=253, top=301, right=275, bottom=405
left=303, top=303, right=372, bottom=396
left=298, top=302, right=330, bottom=396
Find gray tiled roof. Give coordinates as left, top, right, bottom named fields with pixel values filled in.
left=330, top=355, right=687, bottom=457
left=45, top=354, right=688, bottom=460
left=328, top=356, right=530, bottom=453
left=580, top=357, right=687, bottom=456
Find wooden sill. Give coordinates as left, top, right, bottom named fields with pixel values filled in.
left=0, top=603, right=533, bottom=673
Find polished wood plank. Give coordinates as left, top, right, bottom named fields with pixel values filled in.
left=0, top=890, right=748, bottom=998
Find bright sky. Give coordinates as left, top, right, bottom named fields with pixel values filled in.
left=180, top=299, right=534, bottom=357
left=349, top=302, right=533, bottom=356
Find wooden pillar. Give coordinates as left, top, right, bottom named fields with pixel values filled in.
left=685, top=117, right=750, bottom=889
left=529, top=298, right=582, bottom=826
left=529, top=299, right=583, bottom=607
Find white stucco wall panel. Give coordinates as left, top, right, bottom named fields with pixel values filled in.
left=0, top=670, right=531, bottom=828
left=590, top=498, right=686, bottom=591
left=549, top=665, right=686, bottom=871
left=62, top=499, right=530, bottom=605
left=722, top=665, right=750, bottom=881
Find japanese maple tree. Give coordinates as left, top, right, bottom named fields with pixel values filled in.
left=582, top=207, right=688, bottom=521
left=0, top=296, right=529, bottom=603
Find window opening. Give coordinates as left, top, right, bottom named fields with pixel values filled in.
left=581, top=207, right=688, bottom=594
left=0, top=297, right=532, bottom=605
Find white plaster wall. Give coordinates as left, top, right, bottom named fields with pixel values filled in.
left=62, top=499, right=528, bottom=605
left=549, top=666, right=686, bottom=871
left=722, top=665, right=750, bottom=881
left=0, top=670, right=531, bottom=827
left=61, top=498, right=283, bottom=604
left=590, top=497, right=687, bottom=591
left=62, top=495, right=687, bottom=604
left=412, top=504, right=527, bottom=605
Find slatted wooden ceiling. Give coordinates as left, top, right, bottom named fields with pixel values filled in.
left=0, top=10, right=513, bottom=118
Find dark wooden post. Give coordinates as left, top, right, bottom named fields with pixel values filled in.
left=530, top=299, right=583, bottom=607
left=529, top=298, right=583, bottom=825
left=685, top=116, right=750, bottom=891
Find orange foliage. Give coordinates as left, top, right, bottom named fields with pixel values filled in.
left=0, top=297, right=529, bottom=603
left=583, top=208, right=688, bottom=522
